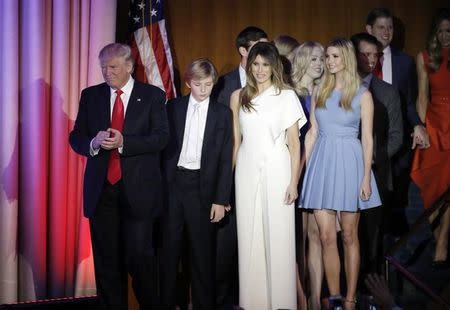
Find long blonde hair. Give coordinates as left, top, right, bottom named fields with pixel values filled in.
left=316, top=38, right=360, bottom=111
left=240, top=42, right=286, bottom=112
left=291, top=41, right=324, bottom=98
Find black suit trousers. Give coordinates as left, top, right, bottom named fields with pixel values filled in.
left=161, top=169, right=215, bottom=310
left=359, top=180, right=389, bottom=279
left=89, top=181, right=159, bottom=310
left=215, top=183, right=238, bottom=310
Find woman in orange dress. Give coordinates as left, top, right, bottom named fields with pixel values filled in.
left=411, top=8, right=450, bottom=267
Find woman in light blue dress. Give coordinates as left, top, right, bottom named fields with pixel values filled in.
left=301, top=38, right=381, bottom=309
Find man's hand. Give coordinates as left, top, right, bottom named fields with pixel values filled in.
left=101, top=128, right=123, bottom=150
left=210, top=204, right=225, bottom=223
left=92, top=130, right=110, bottom=149
left=411, top=125, right=430, bottom=149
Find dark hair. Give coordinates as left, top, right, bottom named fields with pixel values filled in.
left=366, top=8, right=393, bottom=26
left=240, top=42, right=285, bottom=112
left=272, top=35, right=300, bottom=57
left=350, top=32, right=383, bottom=52
left=235, top=26, right=268, bottom=50
left=426, top=8, right=450, bottom=71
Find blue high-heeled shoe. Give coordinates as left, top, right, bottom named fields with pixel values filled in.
left=328, top=295, right=343, bottom=310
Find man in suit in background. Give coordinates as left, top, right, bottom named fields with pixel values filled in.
left=161, top=58, right=233, bottom=310
left=213, top=26, right=268, bottom=107
left=351, top=33, right=403, bottom=279
left=211, top=26, right=268, bottom=309
left=69, top=43, right=169, bottom=310
left=366, top=8, right=429, bottom=234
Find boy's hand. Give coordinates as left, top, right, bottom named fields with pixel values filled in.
left=210, top=204, right=225, bottom=223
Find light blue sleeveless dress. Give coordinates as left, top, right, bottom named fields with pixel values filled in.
left=301, top=86, right=381, bottom=212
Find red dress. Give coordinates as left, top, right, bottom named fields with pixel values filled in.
left=411, top=48, right=450, bottom=209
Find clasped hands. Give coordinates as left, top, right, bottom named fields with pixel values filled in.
left=92, top=128, right=123, bottom=150
left=411, top=125, right=430, bottom=149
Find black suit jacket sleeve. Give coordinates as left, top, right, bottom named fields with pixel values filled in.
left=213, top=108, right=233, bottom=205
left=70, top=89, right=99, bottom=157
left=405, top=56, right=422, bottom=128
left=123, top=88, right=169, bottom=156
left=386, top=88, right=403, bottom=158
left=213, top=69, right=241, bottom=107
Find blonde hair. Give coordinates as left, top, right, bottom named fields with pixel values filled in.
left=240, top=42, right=286, bottom=112
left=184, top=58, right=218, bottom=83
left=291, top=41, right=324, bottom=98
left=316, top=38, right=360, bottom=111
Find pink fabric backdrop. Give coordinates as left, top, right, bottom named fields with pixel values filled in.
left=0, top=0, right=117, bottom=303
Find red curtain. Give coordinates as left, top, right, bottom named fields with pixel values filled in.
left=0, top=0, right=117, bottom=303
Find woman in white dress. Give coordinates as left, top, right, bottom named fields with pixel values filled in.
left=230, top=41, right=307, bottom=310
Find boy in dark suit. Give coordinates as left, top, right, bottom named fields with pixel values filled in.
left=161, top=58, right=233, bottom=310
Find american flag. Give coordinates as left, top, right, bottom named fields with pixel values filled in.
left=129, top=0, right=176, bottom=99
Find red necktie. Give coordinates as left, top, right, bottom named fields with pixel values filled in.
left=373, top=56, right=383, bottom=80
left=107, top=89, right=124, bottom=184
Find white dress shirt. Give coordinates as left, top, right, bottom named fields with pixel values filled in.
left=382, top=46, right=393, bottom=85
left=90, top=76, right=135, bottom=156
left=239, top=64, right=247, bottom=87
left=177, top=95, right=210, bottom=170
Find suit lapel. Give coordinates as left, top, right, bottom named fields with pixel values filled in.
left=232, top=68, right=241, bottom=89
left=100, top=83, right=111, bottom=129
left=391, top=48, right=400, bottom=89
left=176, top=97, right=189, bottom=147
left=123, top=82, right=141, bottom=133
left=201, top=101, right=217, bottom=159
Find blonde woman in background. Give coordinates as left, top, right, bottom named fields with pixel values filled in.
left=291, top=41, right=325, bottom=310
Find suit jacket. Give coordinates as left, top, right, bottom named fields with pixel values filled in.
left=390, top=47, right=421, bottom=169
left=212, top=68, right=241, bottom=106
left=69, top=81, right=169, bottom=218
left=369, top=76, right=403, bottom=192
left=162, top=95, right=233, bottom=207
left=391, top=47, right=422, bottom=130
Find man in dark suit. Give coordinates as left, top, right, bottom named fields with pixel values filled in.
left=69, top=43, right=169, bottom=310
left=161, top=58, right=232, bottom=310
left=211, top=26, right=268, bottom=309
left=351, top=33, right=403, bottom=276
left=366, top=8, right=429, bottom=235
